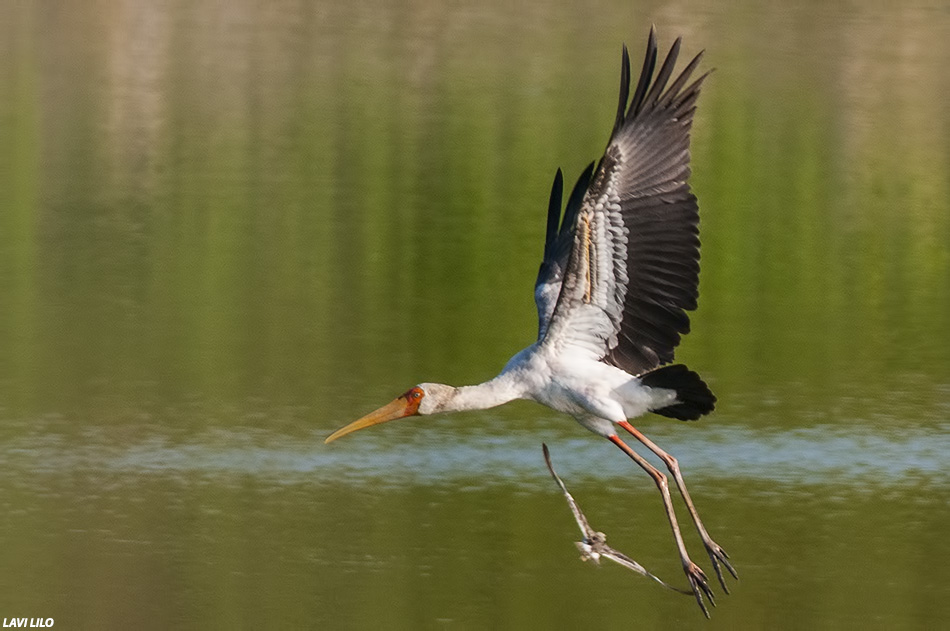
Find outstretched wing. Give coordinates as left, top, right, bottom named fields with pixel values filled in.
left=535, top=164, right=594, bottom=340
left=538, top=28, right=708, bottom=374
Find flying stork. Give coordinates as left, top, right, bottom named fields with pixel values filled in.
left=325, top=27, right=737, bottom=616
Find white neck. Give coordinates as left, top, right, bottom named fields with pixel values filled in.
left=435, top=373, right=523, bottom=414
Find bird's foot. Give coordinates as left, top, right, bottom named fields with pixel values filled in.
left=703, top=538, right=738, bottom=593
left=684, top=561, right=715, bottom=618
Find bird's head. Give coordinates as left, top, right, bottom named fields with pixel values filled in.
left=324, top=383, right=456, bottom=444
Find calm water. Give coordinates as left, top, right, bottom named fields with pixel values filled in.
left=2, top=1, right=949, bottom=629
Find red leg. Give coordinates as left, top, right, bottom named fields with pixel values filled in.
left=618, top=420, right=738, bottom=591
left=607, top=434, right=715, bottom=617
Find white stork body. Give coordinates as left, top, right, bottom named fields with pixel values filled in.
left=325, top=28, right=736, bottom=617
left=448, top=344, right=673, bottom=433
left=414, top=344, right=670, bottom=437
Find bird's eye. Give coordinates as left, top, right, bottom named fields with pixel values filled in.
left=413, top=390, right=422, bottom=399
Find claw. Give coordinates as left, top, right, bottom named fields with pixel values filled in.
left=720, top=552, right=739, bottom=579
left=711, top=559, right=729, bottom=595
left=685, top=562, right=714, bottom=618
left=704, top=541, right=739, bottom=593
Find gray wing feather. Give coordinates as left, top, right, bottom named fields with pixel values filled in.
left=538, top=28, right=709, bottom=373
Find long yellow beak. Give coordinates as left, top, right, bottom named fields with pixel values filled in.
left=325, top=389, right=422, bottom=444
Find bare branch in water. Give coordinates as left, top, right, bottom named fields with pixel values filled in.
left=542, top=443, right=691, bottom=596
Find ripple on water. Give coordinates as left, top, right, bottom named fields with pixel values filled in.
left=0, top=421, right=946, bottom=491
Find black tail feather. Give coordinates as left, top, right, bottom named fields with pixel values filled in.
left=640, top=364, right=715, bottom=421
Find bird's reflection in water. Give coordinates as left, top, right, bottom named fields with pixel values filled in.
left=542, top=445, right=697, bottom=602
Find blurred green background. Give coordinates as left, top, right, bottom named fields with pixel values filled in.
left=1, top=1, right=948, bottom=629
